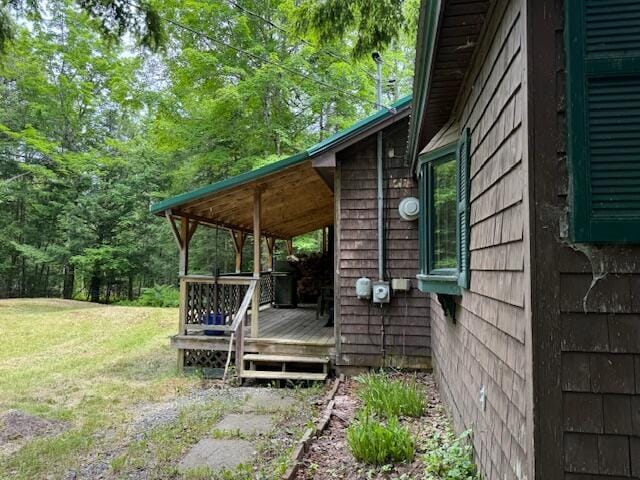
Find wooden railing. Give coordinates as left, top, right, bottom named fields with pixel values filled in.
left=178, top=275, right=258, bottom=379
left=179, top=275, right=252, bottom=334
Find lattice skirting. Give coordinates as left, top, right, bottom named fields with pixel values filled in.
left=183, top=349, right=233, bottom=369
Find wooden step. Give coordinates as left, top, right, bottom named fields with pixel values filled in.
left=242, top=354, right=329, bottom=364
left=240, top=370, right=327, bottom=381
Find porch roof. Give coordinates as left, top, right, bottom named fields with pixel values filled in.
left=150, top=95, right=411, bottom=239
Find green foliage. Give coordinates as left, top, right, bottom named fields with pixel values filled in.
left=118, top=285, right=179, bottom=308
left=355, top=372, right=426, bottom=417
left=346, top=410, right=415, bottom=465
left=0, top=0, right=414, bottom=302
left=0, top=0, right=164, bottom=54
left=424, top=430, right=480, bottom=480
left=295, top=0, right=419, bottom=58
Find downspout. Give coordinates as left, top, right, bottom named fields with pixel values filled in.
left=374, top=52, right=384, bottom=282
left=373, top=52, right=386, bottom=360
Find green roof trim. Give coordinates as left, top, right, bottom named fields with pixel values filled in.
left=149, top=151, right=309, bottom=214
left=406, top=0, right=443, bottom=173
left=150, top=94, right=412, bottom=215
left=307, top=94, right=412, bottom=156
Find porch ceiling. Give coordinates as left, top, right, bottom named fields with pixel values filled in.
left=159, top=160, right=334, bottom=239
left=151, top=95, right=412, bottom=239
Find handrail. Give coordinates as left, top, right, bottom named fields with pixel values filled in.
left=223, top=278, right=257, bottom=382
left=229, top=279, right=257, bottom=332
left=179, top=274, right=255, bottom=285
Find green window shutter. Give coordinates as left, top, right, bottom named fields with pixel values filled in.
left=456, top=128, right=471, bottom=288
left=566, top=0, right=640, bottom=243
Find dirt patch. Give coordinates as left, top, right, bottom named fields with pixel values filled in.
left=295, top=372, right=448, bottom=480
left=0, top=410, right=68, bottom=455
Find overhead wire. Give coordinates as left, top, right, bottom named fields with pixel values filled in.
left=124, top=0, right=391, bottom=112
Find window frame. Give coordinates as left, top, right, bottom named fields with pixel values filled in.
left=416, top=142, right=462, bottom=295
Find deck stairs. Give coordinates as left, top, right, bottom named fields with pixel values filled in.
left=240, top=353, right=329, bottom=381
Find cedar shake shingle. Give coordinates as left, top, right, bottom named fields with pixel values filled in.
left=562, top=314, right=609, bottom=352
left=564, top=433, right=598, bottom=473
left=602, top=395, right=632, bottom=435
left=590, top=354, right=635, bottom=394
left=562, top=353, right=591, bottom=391
left=608, top=315, right=640, bottom=353
left=563, top=392, right=603, bottom=433
left=632, top=396, right=640, bottom=435
left=597, top=435, right=630, bottom=476
left=631, top=436, right=640, bottom=478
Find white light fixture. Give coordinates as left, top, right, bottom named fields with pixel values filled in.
left=398, top=196, right=420, bottom=221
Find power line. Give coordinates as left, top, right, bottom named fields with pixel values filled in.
left=123, top=0, right=390, bottom=112
left=225, top=0, right=377, bottom=81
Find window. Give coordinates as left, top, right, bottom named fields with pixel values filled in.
left=417, top=129, right=470, bottom=294
left=566, top=1, right=640, bottom=243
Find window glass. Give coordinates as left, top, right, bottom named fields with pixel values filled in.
left=432, top=158, right=457, bottom=270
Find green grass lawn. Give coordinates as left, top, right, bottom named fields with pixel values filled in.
left=0, top=298, right=198, bottom=479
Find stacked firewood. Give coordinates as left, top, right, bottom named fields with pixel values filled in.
left=294, top=252, right=332, bottom=303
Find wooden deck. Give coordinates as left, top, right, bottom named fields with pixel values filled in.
left=171, top=305, right=336, bottom=359
left=250, top=306, right=333, bottom=345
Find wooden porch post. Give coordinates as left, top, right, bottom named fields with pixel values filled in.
left=322, top=227, right=327, bottom=253
left=252, top=189, right=261, bottom=337
left=178, top=217, right=190, bottom=276
left=286, top=238, right=293, bottom=256
left=230, top=230, right=246, bottom=273
left=165, top=212, right=197, bottom=371
left=265, top=237, right=275, bottom=271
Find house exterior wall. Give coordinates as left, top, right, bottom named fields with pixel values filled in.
left=426, top=0, right=533, bottom=478
left=529, top=1, right=640, bottom=478
left=335, top=118, right=431, bottom=369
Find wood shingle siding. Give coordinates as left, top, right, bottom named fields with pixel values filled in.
left=336, top=118, right=431, bottom=368
left=530, top=0, right=640, bottom=477
left=425, top=0, right=531, bottom=478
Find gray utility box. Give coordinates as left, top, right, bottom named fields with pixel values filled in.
left=372, top=281, right=390, bottom=304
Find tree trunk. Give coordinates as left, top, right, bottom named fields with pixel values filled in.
left=63, top=264, right=75, bottom=299
left=89, top=272, right=101, bottom=303
left=128, top=275, right=134, bottom=301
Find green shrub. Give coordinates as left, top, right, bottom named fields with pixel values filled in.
left=127, top=284, right=180, bottom=307
left=355, top=372, right=426, bottom=417
left=346, top=411, right=415, bottom=465
left=424, top=429, right=479, bottom=480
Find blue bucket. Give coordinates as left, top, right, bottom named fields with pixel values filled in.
left=203, top=312, right=224, bottom=336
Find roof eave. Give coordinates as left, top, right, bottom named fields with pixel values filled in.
left=406, top=0, right=444, bottom=175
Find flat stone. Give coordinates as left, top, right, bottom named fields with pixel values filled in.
left=178, top=438, right=255, bottom=472
left=242, top=389, right=297, bottom=412
left=215, top=414, right=274, bottom=435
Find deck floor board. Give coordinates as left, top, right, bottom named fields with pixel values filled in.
left=248, top=306, right=333, bottom=345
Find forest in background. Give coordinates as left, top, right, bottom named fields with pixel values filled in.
left=0, top=0, right=417, bottom=302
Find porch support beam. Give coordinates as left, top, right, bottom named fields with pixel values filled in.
left=179, top=216, right=190, bottom=276
left=265, top=237, right=274, bottom=271
left=322, top=227, right=327, bottom=253
left=252, top=188, right=262, bottom=337
left=165, top=210, right=183, bottom=250
left=230, top=230, right=247, bottom=273
left=286, top=238, right=293, bottom=256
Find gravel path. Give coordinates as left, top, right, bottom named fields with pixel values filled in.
left=66, top=384, right=302, bottom=480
